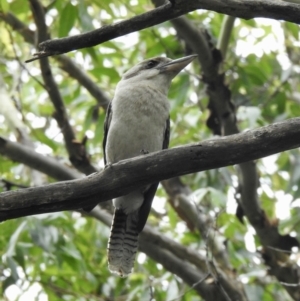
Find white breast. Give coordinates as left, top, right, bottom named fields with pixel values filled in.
left=105, top=82, right=169, bottom=164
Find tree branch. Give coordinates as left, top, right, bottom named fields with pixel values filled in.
left=0, top=11, right=110, bottom=108
left=217, top=16, right=236, bottom=58
left=28, top=0, right=97, bottom=175
left=25, top=0, right=300, bottom=61
left=1, top=118, right=300, bottom=221
left=0, top=75, right=47, bottom=186
left=87, top=208, right=248, bottom=301
left=162, top=178, right=232, bottom=270
left=0, top=136, right=80, bottom=181
left=56, top=56, right=110, bottom=109
left=163, top=10, right=300, bottom=298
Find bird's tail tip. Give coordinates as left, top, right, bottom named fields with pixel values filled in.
left=107, top=209, right=139, bottom=277
left=108, top=261, right=132, bottom=277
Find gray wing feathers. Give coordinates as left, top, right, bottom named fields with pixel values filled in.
left=163, top=117, right=170, bottom=150
left=103, top=101, right=112, bottom=165
left=136, top=117, right=170, bottom=231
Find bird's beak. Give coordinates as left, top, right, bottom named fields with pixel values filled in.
left=158, top=54, right=197, bottom=74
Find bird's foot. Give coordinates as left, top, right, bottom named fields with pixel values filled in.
left=140, top=149, right=149, bottom=155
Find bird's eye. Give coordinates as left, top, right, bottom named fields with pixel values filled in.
left=145, top=60, right=158, bottom=69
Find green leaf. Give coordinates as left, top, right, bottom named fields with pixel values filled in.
left=7, top=257, right=19, bottom=281
left=93, top=110, right=105, bottom=145
left=59, top=3, right=77, bottom=37
left=284, top=22, right=299, bottom=40
left=167, top=204, right=178, bottom=230
left=78, top=0, right=94, bottom=32
left=90, top=67, right=120, bottom=81
left=5, top=221, right=27, bottom=257
left=244, top=65, right=268, bottom=86
left=0, top=0, right=9, bottom=12
left=32, top=128, right=58, bottom=151
left=14, top=245, right=26, bottom=271
left=82, top=106, right=95, bottom=134
left=274, top=91, right=286, bottom=114
left=10, top=0, right=30, bottom=14
left=60, top=243, right=82, bottom=260
left=29, top=223, right=59, bottom=252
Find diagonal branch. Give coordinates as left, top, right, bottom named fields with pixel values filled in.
left=162, top=178, right=232, bottom=271
left=161, top=9, right=300, bottom=299
left=1, top=117, right=300, bottom=221
left=26, top=0, right=300, bottom=61
left=28, top=0, right=97, bottom=175
left=154, top=0, right=233, bottom=272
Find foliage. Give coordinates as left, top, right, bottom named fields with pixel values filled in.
left=1, top=0, right=300, bottom=300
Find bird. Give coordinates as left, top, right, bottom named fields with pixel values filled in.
left=103, top=54, right=197, bottom=277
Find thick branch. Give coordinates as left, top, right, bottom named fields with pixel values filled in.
left=26, top=0, right=300, bottom=60
left=1, top=118, right=300, bottom=220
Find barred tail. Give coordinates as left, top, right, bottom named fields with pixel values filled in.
left=107, top=209, right=139, bottom=277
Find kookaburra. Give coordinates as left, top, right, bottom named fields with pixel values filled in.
left=104, top=54, right=197, bottom=277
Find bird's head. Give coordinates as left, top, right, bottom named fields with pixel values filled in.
left=120, top=54, right=197, bottom=94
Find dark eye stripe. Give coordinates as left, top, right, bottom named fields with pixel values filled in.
left=145, top=60, right=159, bottom=69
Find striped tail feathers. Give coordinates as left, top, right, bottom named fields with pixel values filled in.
left=107, top=209, right=139, bottom=277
